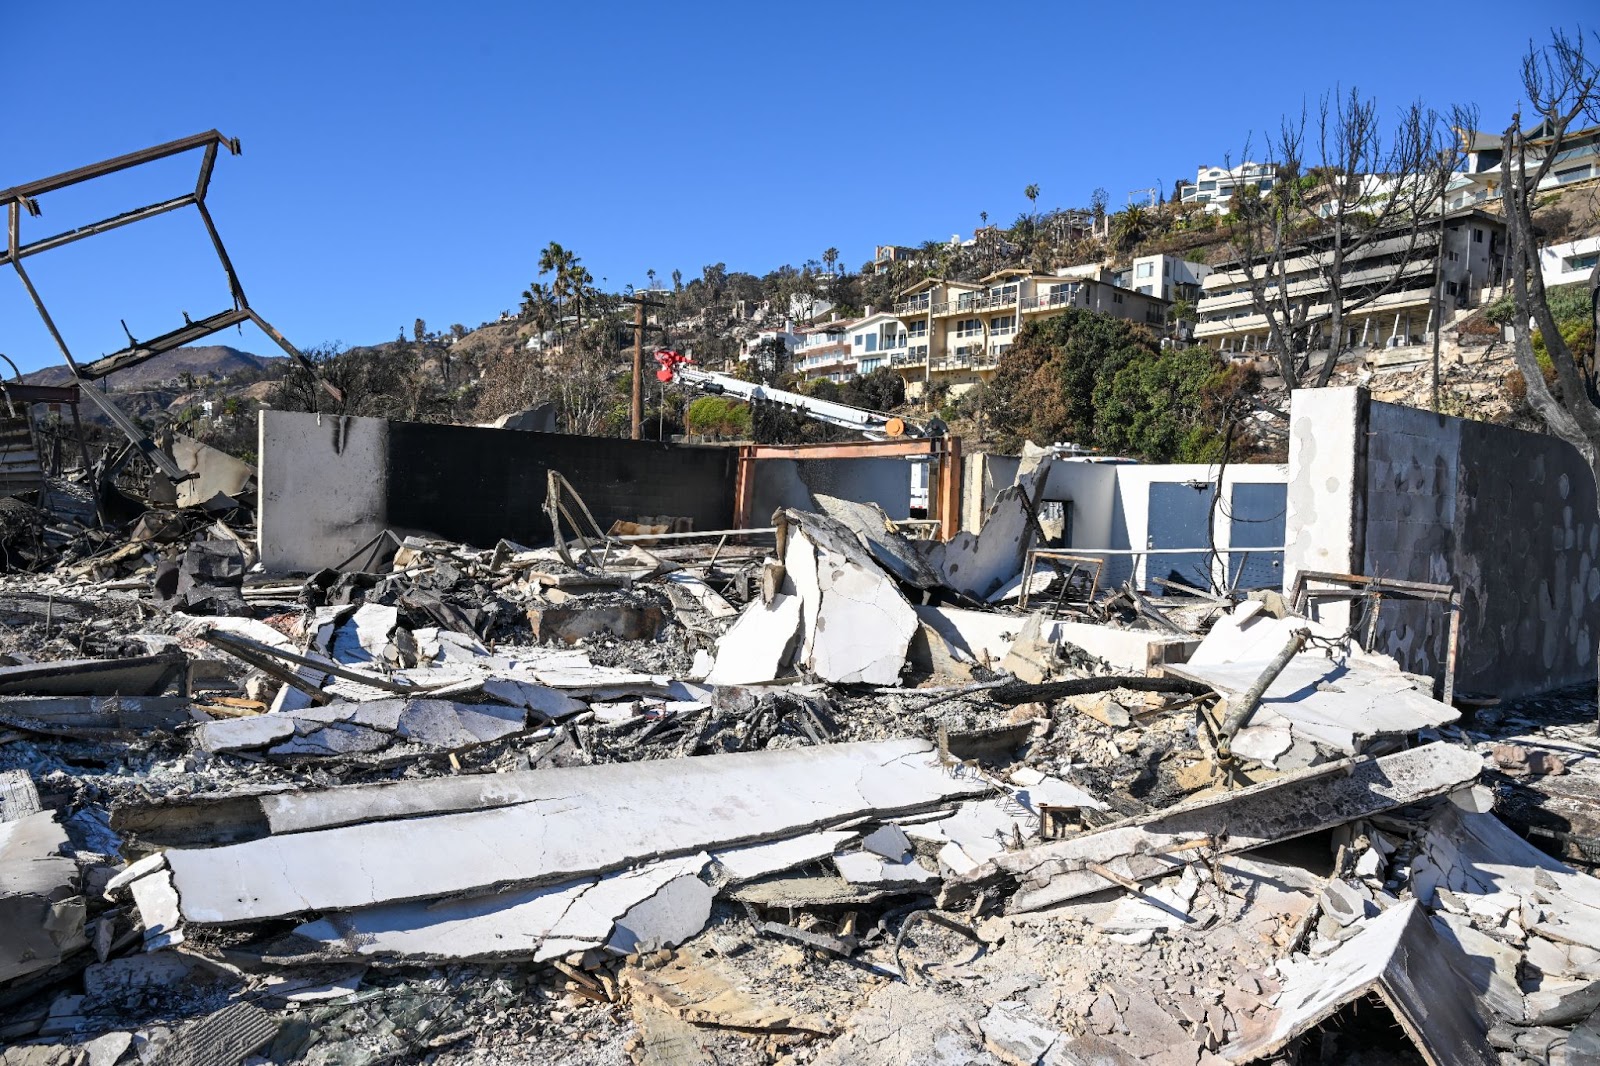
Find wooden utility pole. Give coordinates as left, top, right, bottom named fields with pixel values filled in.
left=632, top=299, right=645, bottom=439
left=622, top=295, right=668, bottom=440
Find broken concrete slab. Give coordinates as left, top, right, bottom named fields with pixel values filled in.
left=170, top=433, right=256, bottom=510
left=981, top=1001, right=1063, bottom=1065
left=813, top=494, right=946, bottom=590
left=1223, top=900, right=1497, bottom=1065
left=832, top=850, right=940, bottom=889
left=0, top=811, right=87, bottom=985
left=931, top=464, right=1050, bottom=600
left=710, top=831, right=857, bottom=882
left=945, top=742, right=1481, bottom=914
left=781, top=510, right=919, bottom=685
left=196, top=699, right=528, bottom=758
left=1169, top=653, right=1458, bottom=759
left=705, top=593, right=801, bottom=686
left=116, top=738, right=989, bottom=929
left=293, top=853, right=714, bottom=964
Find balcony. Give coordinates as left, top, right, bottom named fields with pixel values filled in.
left=894, top=294, right=932, bottom=314
left=952, top=290, right=1018, bottom=314
left=1020, top=289, right=1079, bottom=313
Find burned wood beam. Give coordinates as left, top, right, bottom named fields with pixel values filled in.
left=988, top=675, right=1212, bottom=706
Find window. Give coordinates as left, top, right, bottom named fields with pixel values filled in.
left=990, top=315, right=1015, bottom=334
left=853, top=334, right=865, bottom=347
left=1136, top=262, right=1155, bottom=278
left=955, top=318, right=983, bottom=338
left=1473, top=228, right=1484, bottom=243
left=1112, top=292, right=1124, bottom=304
left=1198, top=180, right=1217, bottom=192
left=1259, top=179, right=1274, bottom=191
left=1567, top=253, right=1599, bottom=271
left=907, top=320, right=928, bottom=338
left=864, top=334, right=877, bottom=353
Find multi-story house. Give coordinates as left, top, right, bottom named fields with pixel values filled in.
left=1539, top=235, right=1600, bottom=288
left=890, top=270, right=1169, bottom=396
left=1446, top=123, right=1600, bottom=212
left=847, top=311, right=908, bottom=375
left=1193, top=209, right=1505, bottom=356
left=792, top=319, right=856, bottom=382
left=1118, top=253, right=1213, bottom=303
left=1177, top=163, right=1278, bottom=214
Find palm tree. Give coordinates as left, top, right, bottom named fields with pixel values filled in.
left=1112, top=205, right=1151, bottom=252
left=538, top=242, right=578, bottom=340
left=521, top=281, right=556, bottom=336
left=565, top=263, right=594, bottom=335
left=822, top=247, right=840, bottom=277
left=1024, top=184, right=1040, bottom=215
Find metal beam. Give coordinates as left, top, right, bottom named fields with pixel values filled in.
left=0, top=130, right=236, bottom=207
left=76, top=308, right=252, bottom=380
left=0, top=193, right=198, bottom=266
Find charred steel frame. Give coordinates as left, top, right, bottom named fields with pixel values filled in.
left=0, top=131, right=339, bottom=478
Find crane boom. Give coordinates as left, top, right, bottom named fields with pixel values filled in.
left=654, top=350, right=921, bottom=440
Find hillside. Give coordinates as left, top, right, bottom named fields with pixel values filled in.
left=22, top=344, right=281, bottom=389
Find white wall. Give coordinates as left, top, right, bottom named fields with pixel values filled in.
left=1283, top=387, right=1360, bottom=611
left=1540, top=235, right=1600, bottom=289
left=1039, top=459, right=1287, bottom=590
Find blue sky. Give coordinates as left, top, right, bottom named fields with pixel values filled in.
left=1, top=1, right=1591, bottom=372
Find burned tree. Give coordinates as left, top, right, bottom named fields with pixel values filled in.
left=1501, top=29, right=1600, bottom=475
left=1223, top=90, right=1465, bottom=389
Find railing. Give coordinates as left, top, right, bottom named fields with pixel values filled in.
left=953, top=290, right=1018, bottom=313
left=894, top=295, right=931, bottom=314
left=1020, top=289, right=1078, bottom=313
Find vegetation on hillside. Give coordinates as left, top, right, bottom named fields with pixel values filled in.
left=984, top=308, right=1260, bottom=462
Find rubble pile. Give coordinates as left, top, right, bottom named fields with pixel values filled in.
left=1, top=463, right=1598, bottom=1066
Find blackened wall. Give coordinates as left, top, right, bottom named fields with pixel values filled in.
left=385, top=422, right=737, bottom=547
left=259, top=411, right=736, bottom=571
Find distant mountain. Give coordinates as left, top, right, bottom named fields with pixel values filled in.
left=22, top=345, right=282, bottom=389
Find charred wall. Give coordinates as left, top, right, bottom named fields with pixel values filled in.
left=259, top=412, right=736, bottom=573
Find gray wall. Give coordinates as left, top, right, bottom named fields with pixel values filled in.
left=1286, top=387, right=1599, bottom=698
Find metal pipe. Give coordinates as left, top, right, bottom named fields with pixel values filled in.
left=1216, top=627, right=1310, bottom=761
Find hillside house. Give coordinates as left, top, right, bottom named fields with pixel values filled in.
left=890, top=270, right=1169, bottom=396
left=1177, top=162, right=1278, bottom=214
left=1194, top=209, right=1505, bottom=356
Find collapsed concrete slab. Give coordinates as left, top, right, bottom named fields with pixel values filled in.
left=1223, top=900, right=1497, bottom=1065
left=708, top=510, right=918, bottom=686
left=1, top=810, right=87, bottom=984
left=196, top=699, right=529, bottom=758
left=1168, top=654, right=1459, bottom=762
left=114, top=738, right=988, bottom=931
left=291, top=853, right=715, bottom=964
left=944, top=742, right=1482, bottom=914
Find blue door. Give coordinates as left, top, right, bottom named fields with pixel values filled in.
left=1145, top=481, right=1216, bottom=592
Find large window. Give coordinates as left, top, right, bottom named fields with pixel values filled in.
left=955, top=318, right=983, bottom=338
left=1136, top=262, right=1155, bottom=278
left=864, top=334, right=877, bottom=353
left=990, top=315, right=1015, bottom=334
left=907, top=319, right=928, bottom=338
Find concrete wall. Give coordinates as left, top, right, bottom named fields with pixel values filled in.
left=961, top=453, right=1023, bottom=532
left=259, top=412, right=738, bottom=573
left=1285, top=386, right=1600, bottom=698
left=1042, top=460, right=1287, bottom=591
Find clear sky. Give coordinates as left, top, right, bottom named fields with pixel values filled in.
left=1, top=1, right=1592, bottom=372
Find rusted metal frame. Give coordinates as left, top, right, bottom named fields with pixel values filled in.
left=74, top=385, right=188, bottom=481
left=1290, top=568, right=1461, bottom=703
left=936, top=434, right=961, bottom=540
left=0, top=193, right=199, bottom=267
left=0, top=130, right=235, bottom=206
left=194, top=196, right=247, bottom=310
left=742, top=438, right=937, bottom=461
left=77, top=307, right=253, bottom=379
left=1020, top=550, right=1103, bottom=610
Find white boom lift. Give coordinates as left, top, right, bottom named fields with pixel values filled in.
left=652, top=349, right=929, bottom=440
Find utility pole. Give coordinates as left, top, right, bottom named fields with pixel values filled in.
left=632, top=299, right=644, bottom=439
left=622, top=295, right=667, bottom=440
